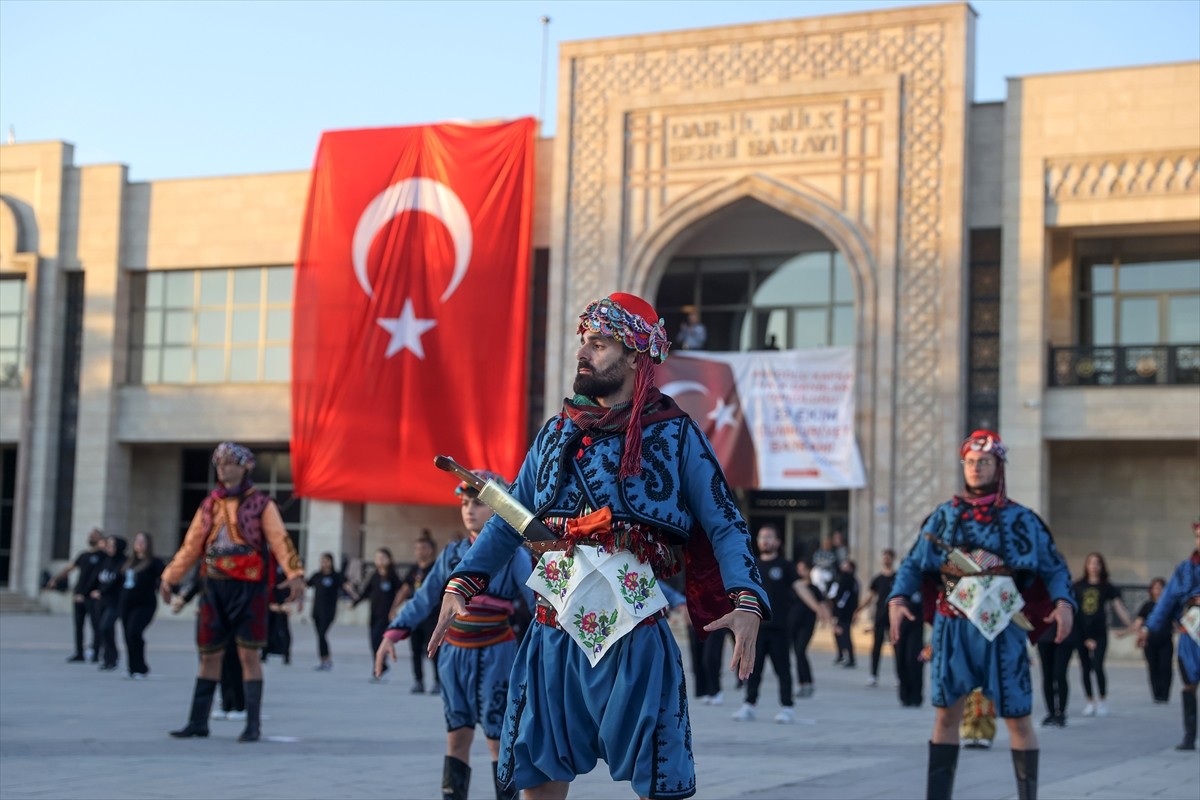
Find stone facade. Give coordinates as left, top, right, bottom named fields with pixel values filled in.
left=1, top=3, right=1197, bottom=598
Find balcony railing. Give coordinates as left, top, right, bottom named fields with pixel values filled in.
left=1049, top=344, right=1200, bottom=387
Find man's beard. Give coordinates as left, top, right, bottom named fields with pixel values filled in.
left=573, top=359, right=626, bottom=399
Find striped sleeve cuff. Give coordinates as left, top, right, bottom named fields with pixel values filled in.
left=731, top=591, right=764, bottom=618
left=445, top=574, right=487, bottom=600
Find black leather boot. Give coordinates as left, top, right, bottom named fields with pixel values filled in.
left=238, top=680, right=263, bottom=742
left=926, top=741, right=959, bottom=800
left=169, top=678, right=216, bottom=738
left=1178, top=691, right=1197, bottom=751
left=1011, top=748, right=1039, bottom=800
left=493, top=760, right=516, bottom=800
left=442, top=755, right=470, bottom=800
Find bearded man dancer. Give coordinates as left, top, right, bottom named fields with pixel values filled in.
left=376, top=472, right=534, bottom=800
left=160, top=442, right=304, bottom=742
left=427, top=293, right=767, bottom=800
left=1138, top=521, right=1200, bottom=751
left=888, top=430, right=1075, bottom=800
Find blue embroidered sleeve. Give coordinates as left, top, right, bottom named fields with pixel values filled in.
left=889, top=512, right=945, bottom=601
left=1145, top=560, right=1192, bottom=633
left=679, top=419, right=771, bottom=617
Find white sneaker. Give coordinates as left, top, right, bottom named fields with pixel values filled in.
left=708, top=691, right=724, bottom=706
left=1082, top=702, right=1096, bottom=717
left=866, top=676, right=878, bottom=687
left=732, top=703, right=755, bottom=722
left=1097, top=700, right=1109, bottom=717
left=210, top=709, right=227, bottom=721
left=226, top=709, right=247, bottom=721
left=774, top=707, right=795, bottom=724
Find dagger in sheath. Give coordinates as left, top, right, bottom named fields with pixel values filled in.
left=923, top=533, right=1034, bottom=631
left=434, top=455, right=557, bottom=544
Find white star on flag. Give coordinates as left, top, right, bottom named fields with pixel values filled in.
left=707, top=396, right=739, bottom=431
left=377, top=299, right=437, bottom=359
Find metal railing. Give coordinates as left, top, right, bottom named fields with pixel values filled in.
left=1048, top=344, right=1200, bottom=387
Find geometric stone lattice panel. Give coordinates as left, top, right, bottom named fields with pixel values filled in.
left=562, top=17, right=953, bottom=539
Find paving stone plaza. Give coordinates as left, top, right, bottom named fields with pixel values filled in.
left=1, top=612, right=1195, bottom=800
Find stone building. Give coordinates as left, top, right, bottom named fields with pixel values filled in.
left=2, top=2, right=1197, bottom=603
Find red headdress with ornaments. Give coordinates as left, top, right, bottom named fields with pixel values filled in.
left=959, top=429, right=1008, bottom=507
left=574, top=292, right=672, bottom=480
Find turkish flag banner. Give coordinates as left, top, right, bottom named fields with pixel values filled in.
left=657, top=349, right=866, bottom=490
left=292, top=119, right=536, bottom=504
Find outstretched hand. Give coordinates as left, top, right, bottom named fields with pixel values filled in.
left=159, top=581, right=173, bottom=604
left=375, top=639, right=396, bottom=678
left=704, top=610, right=760, bottom=681
left=427, top=592, right=468, bottom=659
left=889, top=602, right=915, bottom=644
left=1045, top=603, right=1073, bottom=644
left=283, top=575, right=305, bottom=603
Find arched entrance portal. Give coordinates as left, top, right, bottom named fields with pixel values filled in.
left=650, top=197, right=865, bottom=564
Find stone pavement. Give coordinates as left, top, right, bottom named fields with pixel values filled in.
left=1, top=612, right=1196, bottom=800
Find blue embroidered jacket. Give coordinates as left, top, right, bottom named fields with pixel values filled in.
left=1145, top=553, right=1200, bottom=634
left=451, top=412, right=769, bottom=615
left=389, top=537, right=534, bottom=632
left=888, top=499, right=1076, bottom=608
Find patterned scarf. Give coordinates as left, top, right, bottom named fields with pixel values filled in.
left=561, top=388, right=681, bottom=479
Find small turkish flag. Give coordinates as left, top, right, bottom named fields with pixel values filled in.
left=291, top=119, right=536, bottom=504
left=657, top=355, right=759, bottom=488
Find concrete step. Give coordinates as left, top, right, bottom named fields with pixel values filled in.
left=0, top=591, right=49, bottom=614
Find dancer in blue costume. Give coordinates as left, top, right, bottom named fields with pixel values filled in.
left=1139, top=520, right=1200, bottom=751
left=376, top=472, right=534, bottom=800
left=888, top=429, right=1075, bottom=800
left=427, top=293, right=768, bottom=800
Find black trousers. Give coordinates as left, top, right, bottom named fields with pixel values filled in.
left=1078, top=633, right=1109, bottom=698
left=745, top=626, right=793, bottom=706
left=411, top=616, right=438, bottom=683
left=869, top=617, right=891, bottom=678
left=700, top=628, right=729, bottom=696
left=313, top=613, right=334, bottom=660
left=790, top=615, right=815, bottom=684
left=98, top=601, right=121, bottom=668
left=895, top=614, right=924, bottom=706
left=1038, top=639, right=1073, bottom=716
left=834, top=614, right=855, bottom=665
left=220, top=642, right=245, bottom=712
left=121, top=602, right=156, bottom=675
left=72, top=597, right=100, bottom=657
left=369, top=618, right=389, bottom=674
left=1145, top=635, right=1174, bottom=702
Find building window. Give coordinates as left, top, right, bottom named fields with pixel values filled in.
left=128, top=266, right=293, bottom=384
left=178, top=448, right=306, bottom=555
left=967, top=230, right=1001, bottom=432
left=0, top=277, right=29, bottom=387
left=657, top=251, right=854, bottom=352
left=1078, top=237, right=1200, bottom=347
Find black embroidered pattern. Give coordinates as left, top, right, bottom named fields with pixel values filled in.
left=1009, top=513, right=1034, bottom=557
left=639, top=426, right=674, bottom=503
left=499, top=680, right=527, bottom=783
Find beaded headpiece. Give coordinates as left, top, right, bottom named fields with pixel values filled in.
left=960, top=429, right=1007, bottom=462
left=212, top=442, right=255, bottom=470
left=576, top=292, right=671, bottom=364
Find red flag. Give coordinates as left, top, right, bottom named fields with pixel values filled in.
left=292, top=119, right=535, bottom=504
left=656, top=355, right=759, bottom=488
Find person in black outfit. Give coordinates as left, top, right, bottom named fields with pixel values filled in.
left=349, top=547, right=402, bottom=682
left=827, top=559, right=861, bottom=668
left=46, top=528, right=106, bottom=663
left=263, top=564, right=296, bottom=665
left=90, top=535, right=127, bottom=671
left=119, top=531, right=165, bottom=678
left=397, top=535, right=440, bottom=692
left=893, top=582, right=925, bottom=707
left=308, top=552, right=342, bottom=671
left=1074, top=552, right=1134, bottom=717
left=789, top=559, right=831, bottom=698
left=1128, top=577, right=1173, bottom=703
left=855, top=548, right=898, bottom=687
left=733, top=525, right=819, bottom=723
left=1037, top=613, right=1078, bottom=727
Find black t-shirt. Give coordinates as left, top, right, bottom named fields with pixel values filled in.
left=1138, top=600, right=1172, bottom=645
left=307, top=571, right=342, bottom=620
left=756, top=555, right=796, bottom=628
left=120, top=558, right=165, bottom=608
left=74, top=549, right=105, bottom=593
left=827, top=572, right=860, bottom=621
left=869, top=573, right=895, bottom=622
left=355, top=570, right=402, bottom=626
left=1074, top=580, right=1120, bottom=639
